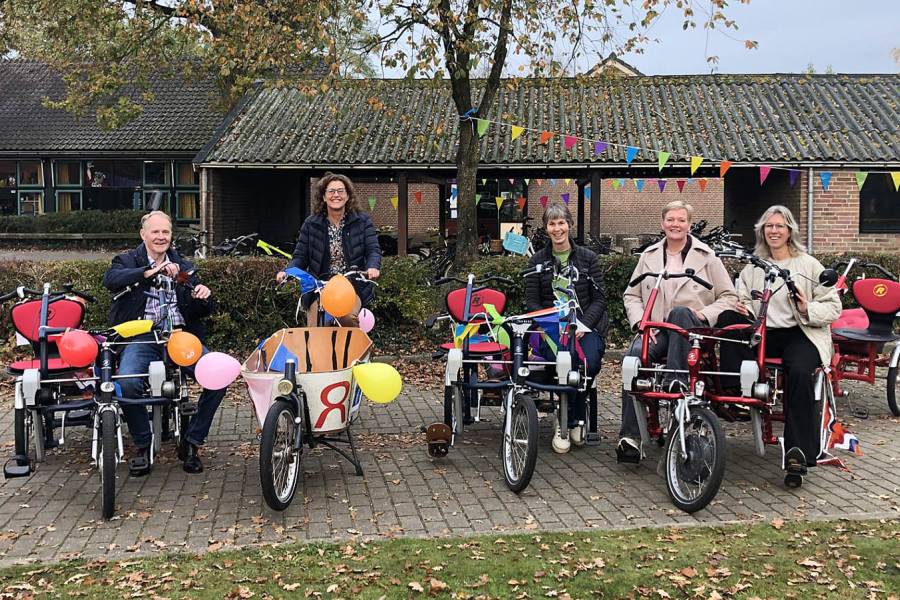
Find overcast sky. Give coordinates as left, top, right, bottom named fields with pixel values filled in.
left=621, top=0, right=899, bottom=75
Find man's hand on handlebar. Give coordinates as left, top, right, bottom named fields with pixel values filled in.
left=146, top=259, right=179, bottom=279
left=192, top=284, right=211, bottom=300
left=366, top=268, right=381, bottom=280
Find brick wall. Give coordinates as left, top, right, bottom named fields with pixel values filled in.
left=207, top=169, right=305, bottom=244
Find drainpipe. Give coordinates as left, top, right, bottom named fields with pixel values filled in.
left=806, top=167, right=814, bottom=253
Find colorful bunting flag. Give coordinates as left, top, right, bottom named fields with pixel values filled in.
left=561, top=192, right=570, bottom=204
left=611, top=179, right=621, bottom=190
left=676, top=180, right=686, bottom=193
left=698, top=178, right=708, bottom=193
left=820, top=171, right=832, bottom=191
left=524, top=179, right=531, bottom=185
left=635, top=179, right=646, bottom=192
left=855, top=172, right=868, bottom=190
left=540, top=131, right=554, bottom=144
left=625, top=146, right=639, bottom=165
left=892, top=172, right=900, bottom=192
left=495, top=196, right=504, bottom=210
left=414, top=191, right=422, bottom=204
left=690, top=156, right=703, bottom=176
left=368, top=196, right=376, bottom=210
left=475, top=193, right=482, bottom=204
left=788, top=169, right=800, bottom=187
left=657, top=179, right=667, bottom=193
left=510, top=125, right=524, bottom=141
left=657, top=151, right=670, bottom=172
left=539, top=195, right=549, bottom=208
left=390, top=196, right=398, bottom=210
left=535, top=178, right=544, bottom=185
left=564, top=135, right=577, bottom=150
left=517, top=197, right=526, bottom=211
left=550, top=179, right=557, bottom=187
left=585, top=187, right=591, bottom=200
left=594, top=141, right=608, bottom=155
left=476, top=119, right=489, bottom=138
left=450, top=187, right=458, bottom=198
left=481, top=178, right=487, bottom=185
left=508, top=178, right=515, bottom=185
left=760, top=166, right=772, bottom=186
left=719, top=160, right=732, bottom=178
left=617, top=178, right=626, bottom=189
left=564, top=179, right=572, bottom=185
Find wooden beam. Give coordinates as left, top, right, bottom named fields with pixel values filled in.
left=397, top=172, right=409, bottom=256
left=590, top=171, right=601, bottom=238
left=576, top=181, right=585, bottom=244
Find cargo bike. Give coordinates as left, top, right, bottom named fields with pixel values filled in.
left=242, top=267, right=401, bottom=511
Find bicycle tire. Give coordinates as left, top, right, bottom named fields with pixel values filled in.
left=100, top=410, right=117, bottom=520
left=664, top=406, right=725, bottom=513
left=260, top=399, right=301, bottom=511
left=501, top=393, right=538, bottom=493
left=887, top=366, right=900, bottom=416
left=14, top=408, right=28, bottom=458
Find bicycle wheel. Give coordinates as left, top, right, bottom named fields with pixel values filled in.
left=443, top=384, right=463, bottom=440
left=887, top=366, right=900, bottom=416
left=99, top=410, right=117, bottom=520
left=260, top=399, right=301, bottom=511
left=664, top=406, right=725, bottom=513
left=501, top=392, right=538, bottom=493
left=14, top=408, right=29, bottom=458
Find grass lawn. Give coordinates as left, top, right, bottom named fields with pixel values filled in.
left=0, top=518, right=896, bottom=599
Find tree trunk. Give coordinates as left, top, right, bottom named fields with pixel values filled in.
left=454, top=122, right=480, bottom=270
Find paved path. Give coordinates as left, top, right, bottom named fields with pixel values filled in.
left=0, top=366, right=897, bottom=567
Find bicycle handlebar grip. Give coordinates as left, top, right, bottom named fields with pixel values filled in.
left=628, top=272, right=651, bottom=287
left=0, top=290, right=17, bottom=302
left=483, top=275, right=514, bottom=285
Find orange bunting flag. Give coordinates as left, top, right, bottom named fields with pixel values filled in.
left=690, top=156, right=703, bottom=176
left=510, top=125, right=524, bottom=141
left=892, top=172, right=900, bottom=192
left=720, top=160, right=732, bottom=178
left=517, top=196, right=526, bottom=211
left=698, top=178, right=708, bottom=193
left=540, top=131, right=554, bottom=144
left=389, top=196, right=398, bottom=210
left=414, top=191, right=422, bottom=204
left=564, top=135, right=577, bottom=150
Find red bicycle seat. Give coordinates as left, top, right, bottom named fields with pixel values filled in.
left=832, top=308, right=868, bottom=332
left=11, top=298, right=86, bottom=342
left=8, top=357, right=74, bottom=374
left=445, top=287, right=507, bottom=323
left=439, top=341, right=507, bottom=354
left=853, top=278, right=900, bottom=315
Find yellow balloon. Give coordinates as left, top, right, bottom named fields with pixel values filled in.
left=352, top=362, right=402, bottom=404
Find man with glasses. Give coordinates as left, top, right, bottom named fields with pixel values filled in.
left=276, top=172, right=381, bottom=326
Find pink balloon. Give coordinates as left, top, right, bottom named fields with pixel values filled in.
left=194, top=352, right=241, bottom=390
left=358, top=308, right=375, bottom=333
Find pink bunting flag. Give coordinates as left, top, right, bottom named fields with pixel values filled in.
left=676, top=180, right=686, bottom=193
left=564, top=135, right=578, bottom=150
left=540, top=195, right=548, bottom=208
left=759, top=166, right=772, bottom=186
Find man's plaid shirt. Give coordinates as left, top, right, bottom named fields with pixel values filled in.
left=144, top=261, right=185, bottom=328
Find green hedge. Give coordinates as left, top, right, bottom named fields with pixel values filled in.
left=0, top=210, right=145, bottom=234
left=2, top=252, right=898, bottom=356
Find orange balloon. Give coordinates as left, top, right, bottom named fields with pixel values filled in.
left=58, top=329, right=98, bottom=368
left=167, top=330, right=203, bottom=366
left=320, top=274, right=357, bottom=318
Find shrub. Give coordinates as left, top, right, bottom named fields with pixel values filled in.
left=0, top=210, right=144, bottom=234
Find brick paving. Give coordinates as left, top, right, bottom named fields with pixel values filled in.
left=0, top=365, right=897, bottom=567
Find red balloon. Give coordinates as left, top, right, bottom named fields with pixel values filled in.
left=58, top=329, right=98, bottom=368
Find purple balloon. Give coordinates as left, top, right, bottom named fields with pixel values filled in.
left=358, top=308, right=376, bottom=333
left=195, top=352, right=241, bottom=390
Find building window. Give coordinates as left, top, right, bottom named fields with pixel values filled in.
left=144, top=161, right=171, bottom=187
left=83, top=160, right=142, bottom=211
left=19, top=191, right=43, bottom=216
left=19, top=161, right=43, bottom=186
left=859, top=174, right=900, bottom=233
left=174, top=162, right=199, bottom=222
left=176, top=162, right=199, bottom=187
left=56, top=191, right=82, bottom=214
left=144, top=190, right=170, bottom=213
left=0, top=160, right=15, bottom=215
left=55, top=161, right=81, bottom=186
left=176, top=191, right=200, bottom=221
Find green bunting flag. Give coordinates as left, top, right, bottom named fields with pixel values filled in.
left=657, top=151, right=670, bottom=171
left=368, top=196, right=376, bottom=210
left=476, top=119, right=489, bottom=137
left=855, top=172, right=868, bottom=190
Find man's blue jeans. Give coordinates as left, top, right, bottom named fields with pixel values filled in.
left=116, top=334, right=226, bottom=449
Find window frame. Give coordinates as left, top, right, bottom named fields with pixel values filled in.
left=18, top=190, right=44, bottom=215
left=858, top=173, right=900, bottom=234
left=55, top=190, right=82, bottom=214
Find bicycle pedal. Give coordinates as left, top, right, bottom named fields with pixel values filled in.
left=3, top=455, right=33, bottom=479
left=425, top=423, right=452, bottom=458
left=180, top=402, right=198, bottom=417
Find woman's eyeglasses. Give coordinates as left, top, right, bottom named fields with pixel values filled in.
left=325, top=188, right=347, bottom=196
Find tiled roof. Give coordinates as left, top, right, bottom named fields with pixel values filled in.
left=0, top=60, right=223, bottom=156
left=197, top=74, right=900, bottom=167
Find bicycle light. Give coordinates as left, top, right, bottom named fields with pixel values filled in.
left=276, top=378, right=294, bottom=396
left=694, top=380, right=705, bottom=397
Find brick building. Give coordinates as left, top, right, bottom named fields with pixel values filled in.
left=196, top=74, right=899, bottom=255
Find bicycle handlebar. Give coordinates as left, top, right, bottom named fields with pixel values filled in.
left=831, top=259, right=897, bottom=281
left=0, top=284, right=95, bottom=303
left=628, top=269, right=713, bottom=290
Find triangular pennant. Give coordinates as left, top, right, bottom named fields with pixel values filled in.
left=550, top=179, right=557, bottom=187
left=657, top=151, right=670, bottom=172
left=719, top=160, right=732, bottom=178
left=524, top=179, right=530, bottom=185
left=788, top=169, right=800, bottom=187
left=676, top=180, right=686, bottom=193
left=509, top=178, right=515, bottom=185
left=585, top=187, right=591, bottom=200
left=819, top=171, right=832, bottom=191
left=390, top=196, right=398, bottom=210
left=594, top=141, right=608, bottom=155
left=759, top=166, right=772, bottom=186
left=657, top=179, right=667, bottom=193
left=476, top=118, right=489, bottom=137
left=617, top=178, right=626, bottom=189
left=495, top=196, right=504, bottom=210
left=610, top=179, right=621, bottom=190
left=539, top=195, right=548, bottom=208
left=510, top=125, right=524, bottom=141
left=561, top=192, right=570, bottom=204
left=481, top=178, right=487, bottom=185
left=368, top=196, right=376, bottom=210
left=535, top=178, right=544, bottom=185
left=698, top=178, right=708, bottom=193
left=564, top=179, right=572, bottom=185
left=540, top=131, right=554, bottom=144
left=625, top=146, right=639, bottom=165
left=690, top=156, right=703, bottom=175
left=564, top=135, right=577, bottom=150
left=414, top=191, right=422, bottom=204
left=517, top=196, right=526, bottom=211
left=855, top=172, right=868, bottom=190
left=635, top=179, right=645, bottom=192
left=475, top=193, right=482, bottom=204
left=450, top=187, right=458, bottom=198
left=892, top=172, right=900, bottom=192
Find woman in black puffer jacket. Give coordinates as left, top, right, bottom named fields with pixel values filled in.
left=277, top=172, right=382, bottom=326
left=525, top=202, right=607, bottom=454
